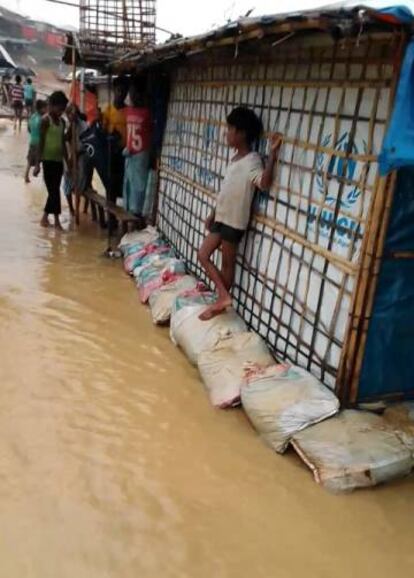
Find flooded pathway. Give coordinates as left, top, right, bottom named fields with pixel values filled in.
left=0, top=122, right=413, bottom=578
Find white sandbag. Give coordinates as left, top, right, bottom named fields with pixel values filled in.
left=136, top=258, right=186, bottom=303
left=118, top=226, right=159, bottom=251
left=170, top=302, right=247, bottom=365
left=198, top=332, right=274, bottom=409
left=292, top=410, right=414, bottom=493
left=132, top=251, right=176, bottom=282
left=383, top=403, right=414, bottom=455
left=241, top=364, right=340, bottom=453
left=148, top=275, right=198, bottom=325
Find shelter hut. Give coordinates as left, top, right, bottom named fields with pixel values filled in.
left=73, top=6, right=414, bottom=406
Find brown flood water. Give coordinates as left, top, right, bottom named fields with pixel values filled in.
left=0, top=122, right=413, bottom=578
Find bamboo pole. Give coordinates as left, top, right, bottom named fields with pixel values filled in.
left=337, top=31, right=407, bottom=405
left=71, top=44, right=81, bottom=226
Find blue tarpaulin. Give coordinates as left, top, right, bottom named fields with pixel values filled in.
left=379, top=40, right=414, bottom=175
left=378, top=5, right=414, bottom=23
left=358, top=167, right=414, bottom=402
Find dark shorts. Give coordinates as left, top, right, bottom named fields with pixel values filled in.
left=27, top=144, right=39, bottom=166
left=210, top=221, right=245, bottom=244
left=13, top=100, right=23, bottom=112
left=25, top=99, right=33, bottom=107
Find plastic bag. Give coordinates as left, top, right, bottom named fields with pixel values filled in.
left=123, top=241, right=171, bottom=275
left=198, top=332, right=274, bottom=409
left=148, top=275, right=199, bottom=325
left=136, top=258, right=186, bottom=303
left=241, top=364, right=340, bottom=453
left=383, top=403, right=414, bottom=455
left=118, top=226, right=159, bottom=252
left=132, top=251, right=176, bottom=282
left=170, top=296, right=247, bottom=365
left=292, top=410, right=414, bottom=493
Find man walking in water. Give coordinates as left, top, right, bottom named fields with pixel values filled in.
left=34, top=91, right=69, bottom=230
left=24, top=78, right=36, bottom=118
left=10, top=75, right=24, bottom=132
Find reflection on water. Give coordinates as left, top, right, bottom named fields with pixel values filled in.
left=0, top=121, right=413, bottom=578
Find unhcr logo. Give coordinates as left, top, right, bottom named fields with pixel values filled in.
left=308, top=132, right=365, bottom=249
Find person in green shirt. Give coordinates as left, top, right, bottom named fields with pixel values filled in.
left=24, top=99, right=47, bottom=184
left=34, top=90, right=69, bottom=230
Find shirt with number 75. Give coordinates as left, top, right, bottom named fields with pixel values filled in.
left=125, top=107, right=152, bottom=155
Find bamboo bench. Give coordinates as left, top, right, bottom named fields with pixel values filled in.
left=83, top=189, right=140, bottom=233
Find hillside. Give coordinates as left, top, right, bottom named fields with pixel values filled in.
left=0, top=4, right=69, bottom=73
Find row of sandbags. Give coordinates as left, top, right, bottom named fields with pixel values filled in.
left=119, top=228, right=414, bottom=493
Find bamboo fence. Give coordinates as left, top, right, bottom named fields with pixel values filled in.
left=155, top=30, right=404, bottom=401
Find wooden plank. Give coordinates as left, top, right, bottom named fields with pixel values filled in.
left=84, top=190, right=140, bottom=223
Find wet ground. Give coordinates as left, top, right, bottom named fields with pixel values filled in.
left=0, top=121, right=413, bottom=577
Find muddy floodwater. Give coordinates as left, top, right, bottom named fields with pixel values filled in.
left=0, top=122, right=413, bottom=578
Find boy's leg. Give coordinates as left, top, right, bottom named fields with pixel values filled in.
left=24, top=160, right=31, bottom=183
left=198, top=233, right=232, bottom=320
left=220, top=240, right=238, bottom=291
left=199, top=240, right=236, bottom=320
left=67, top=192, right=75, bottom=216
left=49, top=162, right=63, bottom=229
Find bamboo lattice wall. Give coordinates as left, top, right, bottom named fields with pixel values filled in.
left=156, top=32, right=402, bottom=392
left=79, top=0, right=156, bottom=52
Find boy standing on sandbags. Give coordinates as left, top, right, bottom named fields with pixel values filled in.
left=198, top=107, right=282, bottom=320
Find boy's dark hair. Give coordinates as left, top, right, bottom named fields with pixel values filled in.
left=15, top=75, right=22, bottom=84
left=35, top=99, right=46, bottom=112
left=227, top=107, right=263, bottom=145
left=27, top=78, right=32, bottom=84
left=49, top=90, right=69, bottom=108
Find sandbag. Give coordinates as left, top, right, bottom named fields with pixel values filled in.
left=122, top=242, right=146, bottom=257
left=123, top=241, right=171, bottom=275
left=383, top=403, right=414, bottom=455
left=148, top=275, right=198, bottom=325
left=131, top=250, right=176, bottom=282
left=241, top=364, right=340, bottom=453
left=135, top=258, right=186, bottom=303
left=292, top=410, right=414, bottom=493
left=198, top=332, right=274, bottom=409
left=170, top=293, right=247, bottom=365
left=118, top=226, right=159, bottom=252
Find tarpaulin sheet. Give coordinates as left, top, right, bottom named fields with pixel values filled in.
left=358, top=167, right=414, bottom=402
left=379, top=40, right=414, bottom=175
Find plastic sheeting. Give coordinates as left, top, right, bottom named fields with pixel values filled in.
left=135, top=258, right=186, bottom=303
left=123, top=241, right=171, bottom=275
left=384, top=403, right=414, bottom=455
left=241, top=364, right=340, bottom=453
left=119, top=227, right=159, bottom=251
left=292, top=410, right=414, bottom=493
left=198, top=333, right=274, bottom=409
left=379, top=41, right=414, bottom=175
left=358, top=168, right=414, bottom=402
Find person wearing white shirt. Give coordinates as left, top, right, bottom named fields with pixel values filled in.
left=198, top=107, right=282, bottom=320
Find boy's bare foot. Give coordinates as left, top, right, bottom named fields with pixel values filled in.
left=199, top=296, right=232, bottom=321
left=40, top=216, right=49, bottom=227
left=24, top=176, right=30, bottom=184
left=54, top=222, right=64, bottom=231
